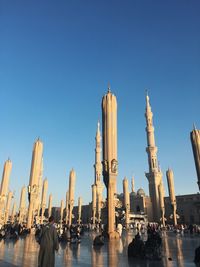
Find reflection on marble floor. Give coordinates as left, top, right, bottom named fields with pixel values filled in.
left=0, top=232, right=199, bottom=267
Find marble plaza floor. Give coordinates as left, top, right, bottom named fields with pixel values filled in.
left=0, top=231, right=199, bottom=267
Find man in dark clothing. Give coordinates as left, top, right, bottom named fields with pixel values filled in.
left=128, top=233, right=145, bottom=259
left=38, top=216, right=59, bottom=267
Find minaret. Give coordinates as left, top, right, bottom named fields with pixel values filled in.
left=166, top=168, right=177, bottom=225
left=190, top=126, right=200, bottom=190
left=27, top=139, right=43, bottom=229
left=78, top=197, right=82, bottom=225
left=95, top=121, right=102, bottom=184
left=68, top=169, right=76, bottom=227
left=92, top=184, right=97, bottom=226
left=48, top=194, right=52, bottom=219
left=4, top=191, right=13, bottom=224
left=93, top=121, right=104, bottom=225
left=19, top=186, right=26, bottom=224
left=123, top=177, right=130, bottom=229
left=102, top=85, right=118, bottom=238
left=145, top=93, right=164, bottom=222
left=40, top=178, right=48, bottom=224
left=0, top=159, right=12, bottom=222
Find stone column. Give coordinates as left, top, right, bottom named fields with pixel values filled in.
left=102, top=86, right=118, bottom=238
left=19, top=186, right=26, bottom=224
left=0, top=159, right=12, bottom=197
left=158, top=184, right=165, bottom=227
left=166, top=168, right=177, bottom=225
left=68, top=169, right=76, bottom=227
left=36, top=158, right=43, bottom=218
left=48, top=194, right=52, bottom=219
left=78, top=197, right=82, bottom=225
left=60, top=200, right=64, bottom=227
left=190, top=126, right=200, bottom=190
left=27, top=139, right=43, bottom=229
left=0, top=159, right=12, bottom=223
left=4, top=191, right=13, bottom=224
left=11, top=202, right=16, bottom=223
left=92, top=185, right=97, bottom=226
left=97, top=187, right=103, bottom=225
left=65, top=191, right=69, bottom=225
left=123, top=177, right=130, bottom=229
left=40, top=178, right=48, bottom=224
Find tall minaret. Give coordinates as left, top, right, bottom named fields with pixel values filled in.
left=0, top=159, right=12, bottom=223
left=93, top=121, right=104, bottom=225
left=102, top=85, right=118, bottom=238
left=27, top=139, right=43, bottom=229
left=95, top=121, right=102, bottom=185
left=190, top=125, right=200, bottom=190
left=40, top=178, right=48, bottom=224
left=145, top=92, right=164, bottom=222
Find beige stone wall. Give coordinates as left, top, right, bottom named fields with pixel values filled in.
left=165, top=193, right=200, bottom=225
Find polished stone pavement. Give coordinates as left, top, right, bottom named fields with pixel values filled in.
left=0, top=231, right=199, bottom=267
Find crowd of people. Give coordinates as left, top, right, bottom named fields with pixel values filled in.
left=1, top=219, right=200, bottom=266
left=128, top=224, right=162, bottom=260
left=0, top=222, right=30, bottom=239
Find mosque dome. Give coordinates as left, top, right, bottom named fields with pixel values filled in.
left=137, top=188, right=145, bottom=197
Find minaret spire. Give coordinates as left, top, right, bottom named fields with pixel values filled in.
left=108, top=82, right=111, bottom=93
left=97, top=120, right=100, bottom=136
left=95, top=121, right=102, bottom=183
left=92, top=121, right=104, bottom=226
left=145, top=88, right=148, bottom=97
left=145, top=93, right=164, bottom=223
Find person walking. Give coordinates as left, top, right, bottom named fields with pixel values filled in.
left=38, top=216, right=59, bottom=267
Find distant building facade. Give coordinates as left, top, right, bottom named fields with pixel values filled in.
left=165, top=193, right=200, bottom=225
left=51, top=192, right=200, bottom=226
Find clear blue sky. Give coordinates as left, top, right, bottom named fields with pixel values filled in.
left=0, top=1, right=200, bottom=208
